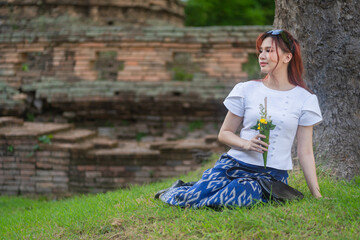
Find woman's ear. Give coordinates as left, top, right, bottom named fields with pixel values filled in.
left=284, top=53, right=293, bottom=63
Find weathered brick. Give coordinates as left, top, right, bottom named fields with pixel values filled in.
left=20, top=169, right=36, bottom=176
left=0, top=157, right=15, bottom=162
left=35, top=151, right=51, bottom=157
left=3, top=170, right=20, bottom=175
left=53, top=165, right=68, bottom=171
left=2, top=185, right=19, bottom=191
left=51, top=151, right=70, bottom=158
left=52, top=183, right=68, bottom=190
left=2, top=162, right=18, bottom=169
left=36, top=162, right=53, bottom=169
left=36, top=183, right=53, bottom=193
left=36, top=170, right=52, bottom=177
left=113, top=178, right=126, bottom=184
left=53, top=176, right=69, bottom=183
left=174, top=166, right=192, bottom=172
left=50, top=171, right=67, bottom=177
left=20, top=184, right=35, bottom=192
left=85, top=171, right=101, bottom=178
left=154, top=171, right=178, bottom=178
left=77, top=165, right=96, bottom=171
left=135, top=171, right=151, bottom=178
left=31, top=176, right=52, bottom=182
left=18, top=163, right=35, bottom=169
left=166, top=161, right=182, bottom=166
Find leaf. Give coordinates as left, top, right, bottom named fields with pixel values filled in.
left=38, top=135, right=52, bottom=145
left=7, top=145, right=14, bottom=153
left=33, top=144, right=40, bottom=151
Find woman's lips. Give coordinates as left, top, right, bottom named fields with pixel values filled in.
left=260, top=62, right=267, bottom=67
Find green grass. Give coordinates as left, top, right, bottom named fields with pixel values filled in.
left=0, top=156, right=359, bottom=239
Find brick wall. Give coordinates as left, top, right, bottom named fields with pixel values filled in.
left=0, top=0, right=185, bottom=27
left=0, top=26, right=271, bottom=120
left=0, top=118, right=220, bottom=196
left=0, top=26, right=270, bottom=88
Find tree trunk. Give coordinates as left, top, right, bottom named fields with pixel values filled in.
left=274, top=0, right=360, bottom=179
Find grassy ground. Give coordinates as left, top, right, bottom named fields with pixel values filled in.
left=1, top=155, right=359, bottom=240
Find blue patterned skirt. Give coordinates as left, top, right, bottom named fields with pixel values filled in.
left=159, top=154, right=288, bottom=209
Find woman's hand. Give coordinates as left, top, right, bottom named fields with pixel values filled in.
left=218, top=112, right=271, bottom=152
left=244, top=134, right=269, bottom=153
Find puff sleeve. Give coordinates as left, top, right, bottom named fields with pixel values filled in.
left=299, top=94, right=323, bottom=126
left=223, top=82, right=245, bottom=117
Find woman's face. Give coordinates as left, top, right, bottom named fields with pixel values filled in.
left=258, top=37, right=287, bottom=74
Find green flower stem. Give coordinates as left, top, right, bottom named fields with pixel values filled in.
left=260, top=128, right=270, bottom=168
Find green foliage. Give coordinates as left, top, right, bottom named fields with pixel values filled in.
left=120, top=120, right=129, bottom=126
left=243, top=53, right=263, bottom=80
left=185, top=0, right=275, bottom=26
left=7, top=145, right=14, bottom=153
left=25, top=112, right=35, bottom=122
left=188, top=120, right=204, bottom=132
left=171, top=67, right=193, bottom=81
left=136, top=132, right=147, bottom=142
left=0, top=156, right=359, bottom=239
left=27, top=134, right=53, bottom=157
left=38, top=134, right=53, bottom=145
left=21, top=63, right=29, bottom=72
left=97, top=120, right=115, bottom=127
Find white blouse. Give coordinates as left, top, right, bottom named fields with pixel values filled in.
left=223, top=80, right=323, bottom=170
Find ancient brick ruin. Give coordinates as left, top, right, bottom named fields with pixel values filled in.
left=0, top=0, right=185, bottom=27
left=0, top=117, right=221, bottom=195
left=0, top=0, right=271, bottom=195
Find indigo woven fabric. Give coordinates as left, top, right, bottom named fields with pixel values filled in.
left=159, top=154, right=288, bottom=209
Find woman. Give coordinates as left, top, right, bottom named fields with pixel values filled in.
left=156, top=29, right=323, bottom=209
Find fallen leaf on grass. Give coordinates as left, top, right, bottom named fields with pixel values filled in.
left=111, top=218, right=124, bottom=228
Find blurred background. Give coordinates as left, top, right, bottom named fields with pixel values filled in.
left=0, top=0, right=275, bottom=195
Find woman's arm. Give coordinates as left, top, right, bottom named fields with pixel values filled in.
left=218, top=111, right=269, bottom=153
left=296, top=125, right=322, bottom=198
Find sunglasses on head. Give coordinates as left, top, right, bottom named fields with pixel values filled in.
left=267, top=29, right=293, bottom=52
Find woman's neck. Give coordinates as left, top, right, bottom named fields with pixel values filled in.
left=264, top=72, right=295, bottom=91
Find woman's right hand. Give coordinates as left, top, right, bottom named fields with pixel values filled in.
left=218, top=112, right=269, bottom=153
left=244, top=134, right=269, bottom=153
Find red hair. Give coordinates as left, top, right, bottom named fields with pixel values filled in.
left=255, top=30, right=312, bottom=93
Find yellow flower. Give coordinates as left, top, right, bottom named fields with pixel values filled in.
left=257, top=126, right=260, bottom=130
left=260, top=118, right=268, bottom=124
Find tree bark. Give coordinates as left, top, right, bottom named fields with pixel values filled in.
left=274, top=0, right=360, bottom=179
